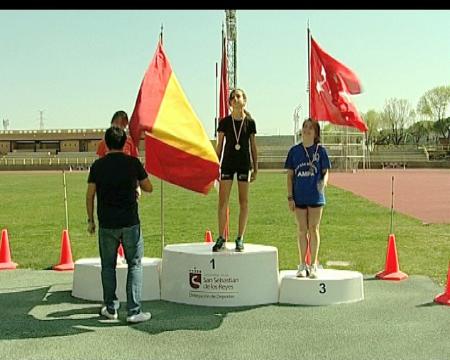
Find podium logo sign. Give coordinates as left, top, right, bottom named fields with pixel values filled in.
left=188, top=267, right=240, bottom=301
left=189, top=268, right=202, bottom=289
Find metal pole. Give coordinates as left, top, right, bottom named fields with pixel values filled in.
left=225, top=10, right=237, bottom=91
left=363, top=132, right=366, bottom=170
left=62, top=170, right=69, bottom=230
left=293, top=104, right=301, bottom=144
left=215, top=62, right=218, bottom=139
left=307, top=21, right=311, bottom=118
left=233, top=24, right=237, bottom=88
left=160, top=179, right=164, bottom=257
left=345, top=127, right=349, bottom=172
left=160, top=26, right=165, bottom=257
left=390, top=176, right=394, bottom=234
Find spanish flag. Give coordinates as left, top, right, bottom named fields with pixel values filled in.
left=129, top=40, right=220, bottom=194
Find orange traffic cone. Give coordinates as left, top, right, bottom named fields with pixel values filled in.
left=375, top=234, right=408, bottom=280
left=0, top=229, right=18, bottom=270
left=53, top=229, right=74, bottom=271
left=305, top=240, right=311, bottom=266
left=204, top=230, right=213, bottom=243
left=116, top=242, right=127, bottom=265
left=434, top=262, right=450, bottom=306
left=118, top=243, right=125, bottom=257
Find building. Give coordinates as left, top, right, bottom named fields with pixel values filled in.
left=0, top=128, right=109, bottom=154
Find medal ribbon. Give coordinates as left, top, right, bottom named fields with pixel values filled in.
left=232, top=118, right=245, bottom=149
left=302, top=143, right=319, bottom=172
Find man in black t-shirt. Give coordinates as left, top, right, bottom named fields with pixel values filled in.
left=86, top=126, right=153, bottom=323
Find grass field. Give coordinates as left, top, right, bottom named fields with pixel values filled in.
left=0, top=171, right=448, bottom=286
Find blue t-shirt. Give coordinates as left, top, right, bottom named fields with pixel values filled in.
left=284, top=143, right=331, bottom=206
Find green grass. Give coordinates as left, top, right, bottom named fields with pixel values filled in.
left=0, top=171, right=448, bottom=286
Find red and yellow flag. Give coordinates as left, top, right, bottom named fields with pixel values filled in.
left=129, top=40, right=220, bottom=194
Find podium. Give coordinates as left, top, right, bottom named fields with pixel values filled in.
left=71, top=243, right=364, bottom=307
left=278, top=269, right=364, bottom=305
left=71, top=257, right=161, bottom=301
left=160, top=243, right=279, bottom=307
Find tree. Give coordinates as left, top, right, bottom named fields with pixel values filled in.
left=417, top=86, right=450, bottom=139
left=417, top=86, right=450, bottom=121
left=376, top=129, right=391, bottom=145
left=361, top=110, right=383, bottom=147
left=407, top=121, right=433, bottom=145
left=433, top=117, right=450, bottom=141
left=381, top=98, right=415, bottom=145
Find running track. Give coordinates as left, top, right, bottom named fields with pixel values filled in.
left=329, top=169, right=450, bottom=224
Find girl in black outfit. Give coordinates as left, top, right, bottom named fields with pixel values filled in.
left=213, top=89, right=258, bottom=252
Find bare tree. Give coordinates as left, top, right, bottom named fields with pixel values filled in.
left=381, top=98, right=415, bottom=145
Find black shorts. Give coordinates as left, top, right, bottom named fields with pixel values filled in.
left=295, top=204, right=323, bottom=209
left=220, top=168, right=251, bottom=182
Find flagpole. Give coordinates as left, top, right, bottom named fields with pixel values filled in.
left=215, top=62, right=218, bottom=139
left=160, top=24, right=165, bottom=257
left=345, top=126, right=349, bottom=171
left=390, top=176, right=394, bottom=234
left=363, top=131, right=366, bottom=170
left=307, top=21, right=311, bottom=119
left=161, top=178, right=164, bottom=256
left=62, top=170, right=69, bottom=231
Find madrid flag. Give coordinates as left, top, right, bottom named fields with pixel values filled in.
left=310, top=37, right=368, bottom=132
left=219, top=28, right=229, bottom=119
left=129, top=40, right=220, bottom=194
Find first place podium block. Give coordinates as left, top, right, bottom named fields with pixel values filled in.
left=279, top=269, right=364, bottom=305
left=71, top=257, right=161, bottom=302
left=161, top=243, right=279, bottom=307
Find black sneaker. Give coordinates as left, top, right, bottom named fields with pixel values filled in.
left=235, top=238, right=244, bottom=252
left=212, top=237, right=226, bottom=252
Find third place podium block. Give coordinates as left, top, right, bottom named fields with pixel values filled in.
left=279, top=269, right=364, bottom=305
left=160, top=243, right=279, bottom=307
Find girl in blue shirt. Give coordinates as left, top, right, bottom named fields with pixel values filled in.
left=285, top=118, right=331, bottom=278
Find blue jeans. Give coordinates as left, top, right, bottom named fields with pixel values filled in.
left=98, top=224, right=144, bottom=316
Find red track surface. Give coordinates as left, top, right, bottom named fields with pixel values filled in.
left=329, top=169, right=450, bottom=224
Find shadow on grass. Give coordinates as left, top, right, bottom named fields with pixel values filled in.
left=415, top=301, right=440, bottom=307
left=0, top=287, right=265, bottom=340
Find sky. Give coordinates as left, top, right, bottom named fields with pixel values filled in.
left=1, top=10, right=449, bottom=137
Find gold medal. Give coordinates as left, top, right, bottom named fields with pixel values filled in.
left=235, top=144, right=241, bottom=150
